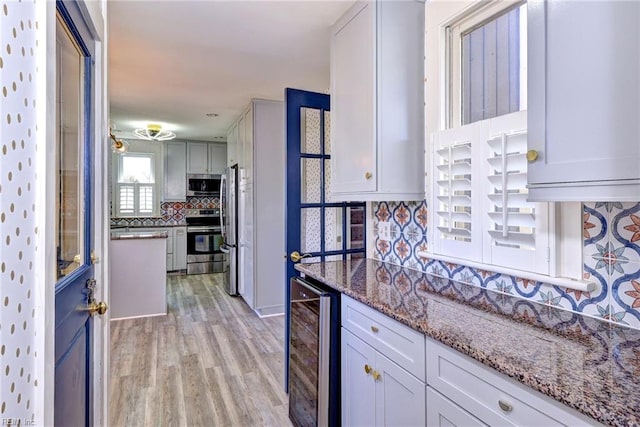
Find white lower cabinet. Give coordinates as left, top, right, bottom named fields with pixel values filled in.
left=173, top=226, right=187, bottom=271
left=342, top=329, right=376, bottom=426
left=426, top=387, right=486, bottom=427
left=341, top=295, right=426, bottom=426
left=340, top=295, right=602, bottom=427
left=426, top=338, right=602, bottom=427
left=342, top=330, right=425, bottom=427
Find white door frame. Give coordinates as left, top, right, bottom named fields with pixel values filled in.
left=40, top=1, right=109, bottom=425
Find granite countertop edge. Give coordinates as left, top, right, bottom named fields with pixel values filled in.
left=110, top=231, right=169, bottom=240
left=295, top=262, right=622, bottom=427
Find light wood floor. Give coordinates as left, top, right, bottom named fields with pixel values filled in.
left=109, top=273, right=292, bottom=427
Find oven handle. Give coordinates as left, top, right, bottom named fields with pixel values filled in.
left=187, top=226, right=221, bottom=233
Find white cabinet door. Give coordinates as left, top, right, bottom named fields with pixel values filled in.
left=375, top=352, right=426, bottom=426
left=427, top=387, right=487, bottom=427
left=227, top=123, right=238, bottom=166
left=342, top=330, right=376, bottom=427
left=187, top=142, right=209, bottom=174
left=208, top=143, right=227, bottom=174
left=242, top=107, right=254, bottom=184
left=331, top=2, right=377, bottom=195
left=164, top=142, right=186, bottom=201
left=527, top=0, right=640, bottom=201
left=173, top=226, right=187, bottom=270
left=330, top=0, right=425, bottom=201
left=238, top=183, right=254, bottom=308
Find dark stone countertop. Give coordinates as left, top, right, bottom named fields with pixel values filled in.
left=295, top=259, right=640, bottom=427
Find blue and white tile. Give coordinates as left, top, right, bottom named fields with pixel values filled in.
left=610, top=202, right=640, bottom=265
left=411, top=200, right=429, bottom=234
left=392, top=202, right=412, bottom=231
left=451, top=265, right=482, bottom=288
left=573, top=256, right=611, bottom=321
left=608, top=260, right=640, bottom=330
left=583, top=202, right=607, bottom=259
left=511, top=276, right=543, bottom=299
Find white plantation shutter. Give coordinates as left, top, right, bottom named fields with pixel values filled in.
left=484, top=111, right=550, bottom=274
left=115, top=152, right=158, bottom=217
left=138, top=185, right=154, bottom=214
left=117, top=184, right=135, bottom=215
left=431, top=110, right=552, bottom=275
left=432, top=122, right=483, bottom=262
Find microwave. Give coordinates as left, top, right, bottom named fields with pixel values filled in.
left=187, top=174, right=221, bottom=197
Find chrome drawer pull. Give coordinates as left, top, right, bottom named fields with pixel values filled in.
left=370, top=326, right=379, bottom=333
left=498, top=400, right=513, bottom=413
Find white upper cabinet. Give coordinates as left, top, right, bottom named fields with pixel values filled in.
left=187, top=142, right=227, bottom=174
left=187, top=142, right=209, bottom=174
left=163, top=141, right=187, bottom=201
left=330, top=0, right=425, bottom=201
left=527, top=0, right=640, bottom=201
left=207, top=143, right=227, bottom=174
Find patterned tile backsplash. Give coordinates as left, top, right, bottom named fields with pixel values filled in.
left=110, top=197, right=220, bottom=227
left=371, top=200, right=640, bottom=330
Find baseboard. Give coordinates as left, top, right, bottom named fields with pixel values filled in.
left=255, top=305, right=284, bottom=318
left=110, top=312, right=167, bottom=321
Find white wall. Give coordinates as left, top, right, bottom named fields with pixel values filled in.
left=0, top=2, right=46, bottom=424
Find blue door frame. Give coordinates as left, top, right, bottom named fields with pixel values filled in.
left=284, top=88, right=366, bottom=392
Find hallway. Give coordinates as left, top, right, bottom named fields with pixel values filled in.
left=109, top=274, right=291, bottom=426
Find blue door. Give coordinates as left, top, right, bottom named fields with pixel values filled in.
left=284, top=88, right=366, bottom=389
left=54, top=2, right=102, bottom=426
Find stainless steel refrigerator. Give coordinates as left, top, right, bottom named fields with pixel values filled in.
left=220, top=165, right=238, bottom=295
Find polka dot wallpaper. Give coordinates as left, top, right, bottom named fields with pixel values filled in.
left=0, top=1, right=40, bottom=423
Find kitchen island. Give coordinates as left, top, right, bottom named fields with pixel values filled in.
left=110, top=230, right=168, bottom=320
left=295, top=259, right=640, bottom=427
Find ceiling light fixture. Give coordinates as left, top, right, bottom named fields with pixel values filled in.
left=110, top=130, right=129, bottom=154
left=133, top=124, right=176, bottom=141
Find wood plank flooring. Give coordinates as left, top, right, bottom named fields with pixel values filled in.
left=109, top=273, right=292, bottom=427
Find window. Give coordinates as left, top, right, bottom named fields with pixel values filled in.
left=427, top=0, right=583, bottom=280
left=115, top=153, right=158, bottom=217
left=448, top=1, right=527, bottom=127
left=432, top=110, right=551, bottom=274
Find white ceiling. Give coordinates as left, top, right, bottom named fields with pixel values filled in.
left=108, top=0, right=354, bottom=143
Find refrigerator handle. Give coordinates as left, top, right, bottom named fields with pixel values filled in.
left=219, top=173, right=226, bottom=238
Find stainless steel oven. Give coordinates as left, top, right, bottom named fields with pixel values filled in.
left=186, top=209, right=225, bottom=274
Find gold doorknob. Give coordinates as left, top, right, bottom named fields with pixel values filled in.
left=290, top=251, right=311, bottom=263
left=526, top=149, right=539, bottom=162
left=83, top=301, right=108, bottom=316
left=372, top=371, right=381, bottom=381
left=365, top=172, right=372, bottom=180
left=370, top=326, right=379, bottom=333
left=91, top=251, right=100, bottom=264
left=364, top=364, right=372, bottom=374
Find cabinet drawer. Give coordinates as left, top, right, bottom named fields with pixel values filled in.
left=426, top=387, right=486, bottom=427
left=426, top=338, right=597, bottom=426
left=342, top=295, right=425, bottom=380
